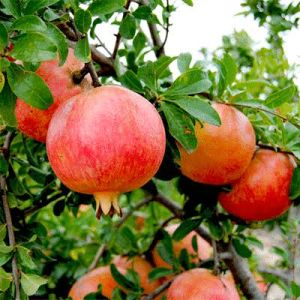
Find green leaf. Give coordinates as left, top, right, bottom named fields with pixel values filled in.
left=0, top=79, right=17, bottom=127
left=74, top=37, right=91, bottom=63
left=161, top=102, right=197, bottom=153
left=148, top=267, right=173, bottom=282
left=17, top=246, right=36, bottom=269
left=222, top=53, right=237, bottom=86
left=265, top=86, right=296, bottom=108
left=46, top=23, right=68, bottom=66
left=177, top=53, right=192, bottom=73
left=7, top=63, right=53, bottom=110
left=120, top=14, right=136, bottom=40
left=290, top=167, right=300, bottom=200
left=1, top=0, right=21, bottom=17
left=133, top=32, right=147, bottom=54
left=0, top=72, right=5, bottom=93
left=0, top=253, right=12, bottom=266
left=116, top=226, right=138, bottom=252
left=156, top=232, right=175, bottom=266
left=164, top=69, right=212, bottom=97
left=11, top=32, right=57, bottom=62
left=110, top=264, right=137, bottom=291
left=21, top=273, right=47, bottom=296
left=0, top=225, right=6, bottom=242
left=24, top=0, right=60, bottom=15
left=137, top=62, right=157, bottom=91
left=0, top=267, right=12, bottom=292
left=75, top=9, right=92, bottom=34
left=232, top=238, right=252, bottom=258
left=291, top=281, right=300, bottom=297
left=172, top=218, right=202, bottom=241
left=182, top=0, right=193, bottom=6
left=154, top=56, right=176, bottom=79
left=0, top=242, right=13, bottom=254
left=89, top=0, right=126, bottom=16
left=207, top=221, right=224, bottom=241
left=119, top=70, right=144, bottom=93
left=167, top=96, right=221, bottom=126
left=0, top=23, right=8, bottom=52
left=133, top=6, right=152, bottom=20
left=0, top=156, right=8, bottom=175
left=11, top=15, right=47, bottom=32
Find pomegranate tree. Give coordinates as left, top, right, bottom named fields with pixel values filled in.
left=46, top=85, right=166, bottom=217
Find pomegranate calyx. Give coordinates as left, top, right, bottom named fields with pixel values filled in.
left=94, top=192, right=122, bottom=219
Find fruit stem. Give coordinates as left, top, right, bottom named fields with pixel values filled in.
left=93, top=192, right=121, bottom=219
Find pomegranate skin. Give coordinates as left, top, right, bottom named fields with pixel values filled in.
left=15, top=48, right=91, bottom=142
left=219, top=149, right=294, bottom=221
left=69, top=266, right=125, bottom=299
left=46, top=85, right=165, bottom=202
left=167, top=268, right=240, bottom=300
left=178, top=103, right=256, bottom=185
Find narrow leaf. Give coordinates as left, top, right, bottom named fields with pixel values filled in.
left=265, top=86, right=296, bottom=108
left=177, top=53, right=192, bottom=73
left=21, top=273, right=47, bottom=296
left=290, top=166, right=300, bottom=200
left=0, top=79, right=17, bottom=127
left=24, top=0, right=60, bottom=14
left=119, top=70, right=144, bottom=93
left=0, top=267, right=12, bottom=292
left=89, top=0, right=126, bottom=16
left=120, top=14, right=136, bottom=40
left=74, top=38, right=91, bottom=63
left=0, top=23, right=8, bottom=52
left=75, top=9, right=92, bottom=34
left=164, top=69, right=212, bottom=97
left=167, top=96, right=221, bottom=126
left=161, top=102, right=197, bottom=153
left=11, top=15, right=47, bottom=32
left=7, top=64, right=53, bottom=110
left=172, top=218, right=202, bottom=241
left=148, top=267, right=173, bottom=282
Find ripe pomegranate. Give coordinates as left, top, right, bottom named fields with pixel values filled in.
left=153, top=224, right=212, bottom=269
left=15, top=48, right=91, bottom=142
left=113, top=256, right=161, bottom=294
left=167, top=268, right=240, bottom=300
left=178, top=103, right=256, bottom=185
left=68, top=265, right=125, bottom=300
left=46, top=85, right=166, bottom=216
left=219, top=149, right=294, bottom=221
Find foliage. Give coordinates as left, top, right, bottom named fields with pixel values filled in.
left=0, top=0, right=299, bottom=299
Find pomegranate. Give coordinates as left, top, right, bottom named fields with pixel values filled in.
left=219, top=149, right=294, bottom=221
left=178, top=103, right=256, bottom=185
left=167, top=268, right=240, bottom=300
left=15, top=48, right=91, bottom=142
left=46, top=85, right=166, bottom=216
left=69, top=265, right=125, bottom=299
left=153, top=224, right=212, bottom=269
left=113, top=256, right=161, bottom=294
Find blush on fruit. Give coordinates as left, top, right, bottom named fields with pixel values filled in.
left=219, top=149, right=294, bottom=221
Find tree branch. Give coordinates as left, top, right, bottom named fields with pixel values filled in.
left=0, top=132, right=20, bottom=300
left=144, top=279, right=172, bottom=300
left=140, top=0, right=165, bottom=57
left=112, top=0, right=132, bottom=59
left=223, top=241, right=265, bottom=300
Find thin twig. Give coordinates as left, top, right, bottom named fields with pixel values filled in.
left=158, top=0, right=170, bottom=54
left=94, top=35, right=112, bottom=56
left=88, top=196, right=154, bottom=271
left=1, top=132, right=20, bottom=300
left=140, top=0, right=165, bottom=57
left=226, top=102, right=300, bottom=129
left=86, top=61, right=101, bottom=87
left=112, top=0, right=132, bottom=59
left=143, top=279, right=172, bottom=300
left=212, top=239, right=220, bottom=275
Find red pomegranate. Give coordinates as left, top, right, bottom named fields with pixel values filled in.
left=178, top=103, right=256, bottom=185
left=46, top=85, right=166, bottom=216
left=15, top=48, right=91, bottom=142
left=167, top=268, right=240, bottom=300
left=69, top=265, right=125, bottom=299
left=219, top=149, right=294, bottom=221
